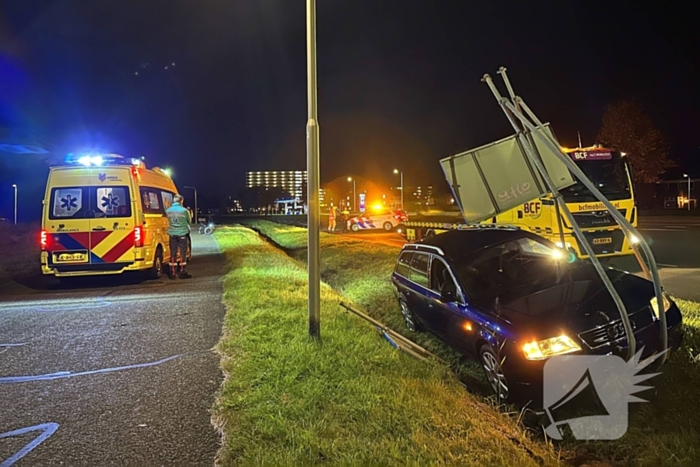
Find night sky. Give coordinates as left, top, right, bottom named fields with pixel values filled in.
left=1, top=0, right=699, bottom=218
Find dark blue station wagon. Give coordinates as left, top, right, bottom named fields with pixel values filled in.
left=391, top=227, right=683, bottom=402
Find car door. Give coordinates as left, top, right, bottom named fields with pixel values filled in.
left=428, top=256, right=467, bottom=345
left=407, top=252, right=446, bottom=336
left=88, top=182, right=136, bottom=266
left=46, top=183, right=92, bottom=267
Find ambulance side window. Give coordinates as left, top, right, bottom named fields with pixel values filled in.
left=140, top=188, right=163, bottom=215
left=161, top=191, right=174, bottom=210
left=50, top=187, right=86, bottom=219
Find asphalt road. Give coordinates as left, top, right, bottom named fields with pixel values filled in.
left=0, top=232, right=225, bottom=466
left=338, top=217, right=700, bottom=302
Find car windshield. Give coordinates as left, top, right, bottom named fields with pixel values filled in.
left=560, top=156, right=631, bottom=202
left=452, top=235, right=572, bottom=307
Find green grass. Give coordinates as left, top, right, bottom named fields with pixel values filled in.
left=0, top=223, right=39, bottom=283
left=212, top=225, right=562, bottom=466
left=241, top=219, right=700, bottom=466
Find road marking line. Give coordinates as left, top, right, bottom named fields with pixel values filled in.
left=657, top=263, right=679, bottom=268
left=0, top=352, right=200, bottom=384
left=0, top=423, right=60, bottom=467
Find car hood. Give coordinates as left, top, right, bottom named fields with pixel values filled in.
left=487, top=265, right=656, bottom=337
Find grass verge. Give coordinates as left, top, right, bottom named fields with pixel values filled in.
left=241, top=219, right=700, bottom=466
left=212, top=225, right=561, bottom=466
left=0, top=223, right=39, bottom=284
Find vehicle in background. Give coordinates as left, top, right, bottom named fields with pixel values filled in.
left=40, top=153, right=190, bottom=282
left=347, top=208, right=408, bottom=232
left=391, top=227, right=682, bottom=403
left=401, top=146, right=638, bottom=260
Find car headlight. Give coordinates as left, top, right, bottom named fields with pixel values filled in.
left=650, top=294, right=672, bottom=318
left=522, top=335, right=581, bottom=360
left=555, top=241, right=572, bottom=250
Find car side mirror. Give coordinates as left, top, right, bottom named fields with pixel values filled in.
left=440, top=290, right=456, bottom=303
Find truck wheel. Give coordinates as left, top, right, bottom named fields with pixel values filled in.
left=147, top=247, right=163, bottom=280
left=383, top=222, right=393, bottom=231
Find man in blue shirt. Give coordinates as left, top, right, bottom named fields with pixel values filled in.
left=166, top=194, right=192, bottom=279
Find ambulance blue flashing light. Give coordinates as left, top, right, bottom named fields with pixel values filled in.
left=63, top=153, right=143, bottom=168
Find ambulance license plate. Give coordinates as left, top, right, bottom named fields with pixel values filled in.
left=54, top=251, right=88, bottom=263
left=593, top=237, right=612, bottom=245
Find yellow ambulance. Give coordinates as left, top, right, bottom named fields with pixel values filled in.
left=40, top=153, right=190, bottom=280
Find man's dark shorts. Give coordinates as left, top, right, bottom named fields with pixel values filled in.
left=169, top=234, right=189, bottom=263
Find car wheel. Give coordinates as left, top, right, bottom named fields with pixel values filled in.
left=350, top=223, right=360, bottom=232
left=399, top=300, right=420, bottom=332
left=204, top=226, right=213, bottom=235
left=199, top=225, right=205, bottom=234
left=147, top=247, right=163, bottom=280
left=383, top=221, right=393, bottom=231
left=425, top=230, right=435, bottom=238
left=479, top=344, right=510, bottom=401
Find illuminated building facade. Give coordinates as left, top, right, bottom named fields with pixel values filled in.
left=245, top=170, right=324, bottom=205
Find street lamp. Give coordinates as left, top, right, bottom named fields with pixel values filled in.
left=306, top=0, right=321, bottom=339
left=683, top=174, right=691, bottom=211
left=11, top=184, right=17, bottom=225
left=184, top=186, right=198, bottom=223
left=393, top=169, right=404, bottom=211
left=347, top=177, right=356, bottom=211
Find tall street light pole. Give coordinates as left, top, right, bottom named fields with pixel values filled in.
left=12, top=184, right=17, bottom=225
left=684, top=174, right=691, bottom=211
left=184, top=186, right=198, bottom=223
left=306, top=0, right=321, bottom=339
left=347, top=177, right=356, bottom=211
left=393, top=169, right=403, bottom=211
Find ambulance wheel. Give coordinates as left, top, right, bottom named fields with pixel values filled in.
left=426, top=230, right=435, bottom=239
left=350, top=223, right=360, bottom=232
left=383, top=222, right=393, bottom=231
left=147, top=248, right=164, bottom=280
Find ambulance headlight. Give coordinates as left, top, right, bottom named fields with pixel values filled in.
left=555, top=241, right=572, bottom=250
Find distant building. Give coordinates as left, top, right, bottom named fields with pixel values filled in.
left=245, top=170, right=326, bottom=206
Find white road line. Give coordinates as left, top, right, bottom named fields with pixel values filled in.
left=657, top=263, right=679, bottom=268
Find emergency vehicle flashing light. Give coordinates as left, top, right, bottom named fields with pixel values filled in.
left=64, top=153, right=146, bottom=169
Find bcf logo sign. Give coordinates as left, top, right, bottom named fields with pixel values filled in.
left=523, top=201, right=542, bottom=219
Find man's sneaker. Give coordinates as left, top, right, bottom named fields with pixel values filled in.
left=179, top=272, right=192, bottom=279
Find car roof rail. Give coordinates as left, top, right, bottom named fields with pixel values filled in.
left=451, top=222, right=521, bottom=231
left=402, top=244, right=445, bottom=256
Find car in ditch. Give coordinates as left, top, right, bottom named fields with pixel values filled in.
left=390, top=226, right=683, bottom=402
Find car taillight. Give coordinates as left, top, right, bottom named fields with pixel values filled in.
left=40, top=230, right=48, bottom=250
left=134, top=226, right=144, bottom=247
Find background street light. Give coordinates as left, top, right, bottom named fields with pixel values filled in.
left=393, top=169, right=404, bottom=211
left=184, top=186, right=198, bottom=222
left=12, top=184, right=17, bottom=225
left=347, top=177, right=356, bottom=211
left=683, top=174, right=691, bottom=211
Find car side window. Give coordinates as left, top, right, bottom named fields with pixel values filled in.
left=409, top=253, right=430, bottom=288
left=396, top=251, right=413, bottom=278
left=430, top=257, right=457, bottom=297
